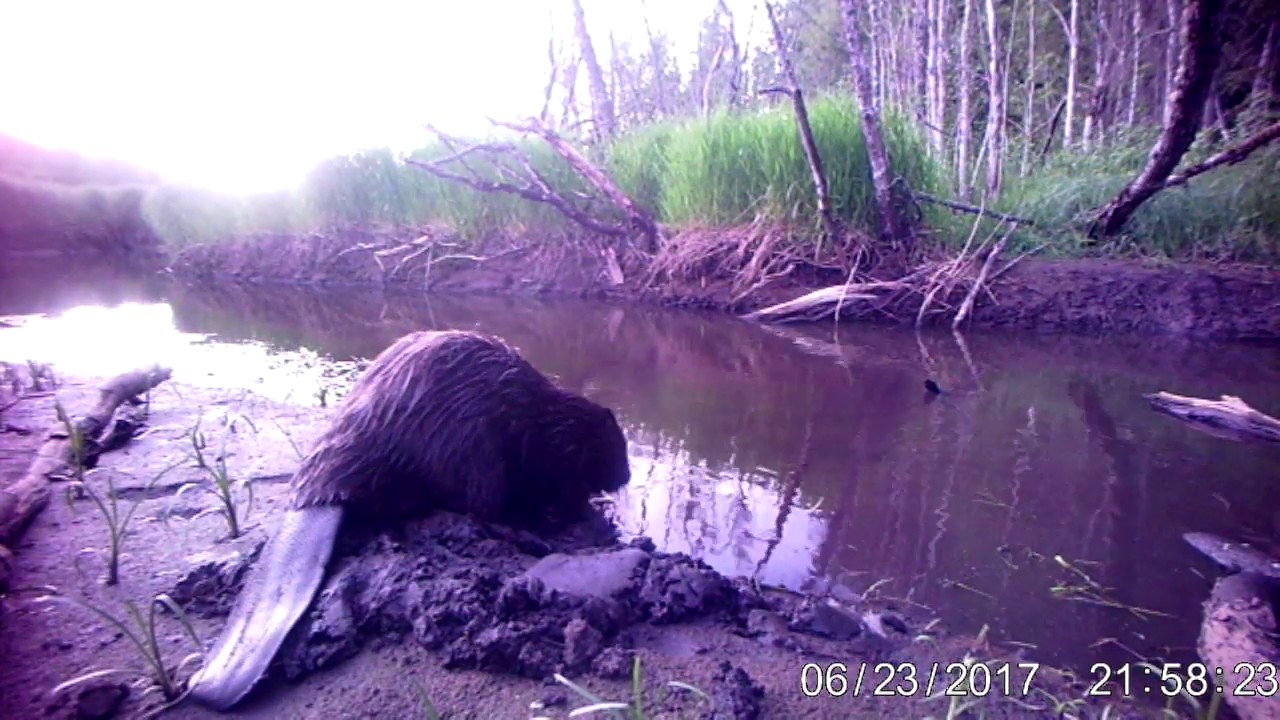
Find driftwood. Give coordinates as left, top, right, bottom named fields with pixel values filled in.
left=0, top=365, right=171, bottom=589
left=1144, top=391, right=1280, bottom=445
left=1197, top=573, right=1280, bottom=720
left=742, top=279, right=910, bottom=323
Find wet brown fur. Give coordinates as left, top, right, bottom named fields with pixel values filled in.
left=288, top=330, right=630, bottom=528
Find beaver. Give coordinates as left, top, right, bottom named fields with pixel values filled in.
left=188, top=330, right=631, bottom=710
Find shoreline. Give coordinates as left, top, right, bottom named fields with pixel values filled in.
left=160, top=230, right=1280, bottom=342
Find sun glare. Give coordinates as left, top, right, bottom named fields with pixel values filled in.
left=0, top=0, right=738, bottom=195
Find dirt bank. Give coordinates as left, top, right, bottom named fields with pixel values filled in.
left=0, top=364, right=1176, bottom=719
left=169, top=230, right=1280, bottom=341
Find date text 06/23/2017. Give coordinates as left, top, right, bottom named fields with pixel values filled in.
left=799, top=662, right=1042, bottom=699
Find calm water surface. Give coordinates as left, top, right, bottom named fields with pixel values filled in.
left=3, top=271, right=1279, bottom=679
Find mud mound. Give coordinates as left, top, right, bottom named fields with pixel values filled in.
left=173, top=510, right=918, bottom=700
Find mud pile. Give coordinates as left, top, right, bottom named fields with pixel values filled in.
left=172, top=509, right=917, bottom=718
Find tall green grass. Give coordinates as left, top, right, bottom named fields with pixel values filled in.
left=609, top=95, right=943, bottom=236
left=144, top=96, right=941, bottom=248
left=998, top=128, right=1280, bottom=260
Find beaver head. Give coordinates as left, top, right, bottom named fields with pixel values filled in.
left=505, top=391, right=631, bottom=527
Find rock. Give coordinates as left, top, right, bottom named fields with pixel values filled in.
left=745, top=609, right=787, bottom=637
left=710, top=661, right=764, bottom=720
left=74, top=682, right=128, bottom=720
left=562, top=618, right=605, bottom=672
left=521, top=548, right=649, bottom=600
left=862, top=610, right=910, bottom=638
left=788, top=598, right=862, bottom=640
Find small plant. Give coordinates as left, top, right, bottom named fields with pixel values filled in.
left=26, top=359, right=58, bottom=391
left=1049, top=555, right=1173, bottom=619
left=37, top=589, right=203, bottom=704
left=57, top=400, right=181, bottom=585
left=544, top=655, right=710, bottom=720
left=181, top=414, right=256, bottom=539
left=54, top=400, right=90, bottom=497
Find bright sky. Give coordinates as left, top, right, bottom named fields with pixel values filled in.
left=0, top=0, right=759, bottom=194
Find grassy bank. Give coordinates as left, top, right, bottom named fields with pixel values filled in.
left=997, top=128, right=1280, bottom=260
left=6, top=97, right=1280, bottom=266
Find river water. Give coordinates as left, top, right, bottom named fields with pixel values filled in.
left=3, top=270, right=1279, bottom=680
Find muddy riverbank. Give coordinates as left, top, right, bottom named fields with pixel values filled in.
left=0, top=364, right=1179, bottom=719
left=164, top=229, right=1280, bottom=342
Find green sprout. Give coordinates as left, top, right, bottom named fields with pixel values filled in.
left=545, top=655, right=710, bottom=720
left=57, top=401, right=184, bottom=585
left=181, top=414, right=256, bottom=539
left=37, top=589, right=202, bottom=704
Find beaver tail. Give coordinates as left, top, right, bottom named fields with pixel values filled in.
left=188, top=505, right=344, bottom=710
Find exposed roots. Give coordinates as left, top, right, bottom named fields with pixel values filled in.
left=745, top=218, right=1021, bottom=326
left=645, top=219, right=850, bottom=301
left=325, top=226, right=533, bottom=289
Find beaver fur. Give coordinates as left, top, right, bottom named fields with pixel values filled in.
left=188, top=330, right=630, bottom=711
left=290, top=329, right=631, bottom=525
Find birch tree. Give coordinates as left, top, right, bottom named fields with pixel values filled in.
left=983, top=0, right=1006, bottom=196
left=570, top=0, right=616, bottom=141
left=839, top=0, right=906, bottom=245
left=1091, top=0, right=1225, bottom=238
left=957, top=0, right=974, bottom=198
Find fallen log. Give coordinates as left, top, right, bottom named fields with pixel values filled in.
left=0, top=364, right=172, bottom=589
left=1144, top=391, right=1280, bottom=445
left=742, top=281, right=905, bottom=323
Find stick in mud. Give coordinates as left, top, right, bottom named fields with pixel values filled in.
left=0, top=364, right=172, bottom=588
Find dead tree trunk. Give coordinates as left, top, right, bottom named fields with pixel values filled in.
left=957, top=0, right=974, bottom=198
left=570, top=0, right=616, bottom=141
left=640, top=2, right=669, bottom=117
left=840, top=0, right=907, bottom=247
left=763, top=1, right=842, bottom=246
left=1164, top=0, right=1182, bottom=104
left=718, top=0, right=743, bottom=108
left=1065, top=0, right=1079, bottom=147
left=926, top=0, right=948, bottom=156
left=1127, top=1, right=1143, bottom=126
left=983, top=0, right=1005, bottom=196
left=1020, top=0, right=1036, bottom=176
left=1090, top=0, right=1224, bottom=238
left=1251, top=19, right=1280, bottom=117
